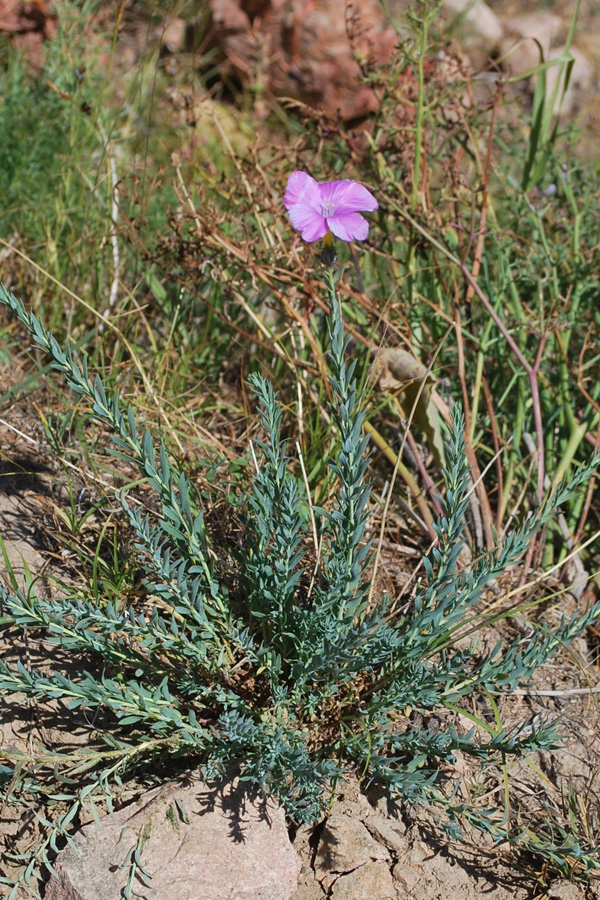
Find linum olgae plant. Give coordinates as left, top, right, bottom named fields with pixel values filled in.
left=0, top=172, right=599, bottom=897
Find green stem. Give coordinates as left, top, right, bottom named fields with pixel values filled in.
left=412, top=0, right=428, bottom=208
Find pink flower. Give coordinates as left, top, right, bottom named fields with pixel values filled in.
left=284, top=171, right=378, bottom=243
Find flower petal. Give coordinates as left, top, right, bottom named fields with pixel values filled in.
left=319, top=180, right=379, bottom=215
left=288, top=204, right=328, bottom=242
left=327, top=212, right=370, bottom=242
left=284, top=171, right=322, bottom=212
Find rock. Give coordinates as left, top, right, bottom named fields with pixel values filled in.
left=210, top=0, right=249, bottom=33
left=392, top=861, right=422, bottom=892
left=0, top=487, right=47, bottom=584
left=206, top=0, right=397, bottom=120
left=363, top=812, right=407, bottom=853
left=290, top=883, right=327, bottom=900
left=331, top=860, right=395, bottom=899
left=45, top=777, right=301, bottom=900
left=499, top=12, right=591, bottom=118
left=0, top=0, right=57, bottom=69
left=505, top=12, right=563, bottom=47
left=408, top=839, right=431, bottom=865
left=161, top=17, right=187, bottom=53
left=545, top=45, right=592, bottom=118
left=315, top=813, right=390, bottom=882
left=546, top=880, right=586, bottom=900
left=442, top=0, right=504, bottom=58
left=501, top=13, right=563, bottom=77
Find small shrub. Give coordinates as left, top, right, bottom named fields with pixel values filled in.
left=0, top=268, right=599, bottom=897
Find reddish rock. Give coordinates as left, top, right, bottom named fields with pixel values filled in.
left=45, top=777, right=301, bottom=900
left=0, top=0, right=56, bottom=68
left=0, top=0, right=54, bottom=34
left=206, top=0, right=398, bottom=120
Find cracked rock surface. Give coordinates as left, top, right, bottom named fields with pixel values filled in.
left=315, top=813, right=390, bottom=886
left=289, top=783, right=538, bottom=900
left=45, top=777, right=301, bottom=900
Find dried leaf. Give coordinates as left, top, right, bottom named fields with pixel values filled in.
left=373, top=348, right=446, bottom=468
